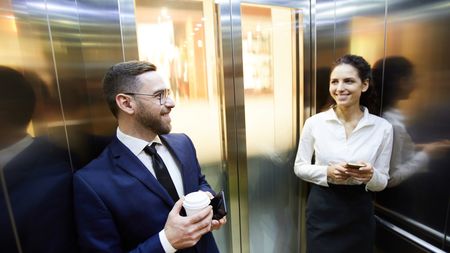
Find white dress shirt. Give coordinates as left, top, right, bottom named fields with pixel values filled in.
left=294, top=107, right=393, bottom=192
left=116, top=128, right=182, bottom=253
left=383, top=109, right=429, bottom=187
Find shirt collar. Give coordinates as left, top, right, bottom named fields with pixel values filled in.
left=358, top=107, right=376, bottom=128
left=323, top=107, right=340, bottom=122
left=324, top=106, right=375, bottom=128
left=116, top=127, right=162, bottom=156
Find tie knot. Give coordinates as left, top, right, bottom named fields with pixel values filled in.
left=143, top=143, right=158, bottom=156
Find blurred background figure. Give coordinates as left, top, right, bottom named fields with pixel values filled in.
left=373, top=57, right=450, bottom=187
left=0, top=66, right=77, bottom=253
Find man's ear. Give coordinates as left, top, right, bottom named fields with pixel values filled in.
left=362, top=79, right=369, bottom=92
left=116, top=94, right=135, bottom=115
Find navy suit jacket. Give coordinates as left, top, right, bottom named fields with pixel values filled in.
left=74, top=133, right=219, bottom=253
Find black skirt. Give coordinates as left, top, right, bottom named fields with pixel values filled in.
left=306, top=184, right=374, bottom=253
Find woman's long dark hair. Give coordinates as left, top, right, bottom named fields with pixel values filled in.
left=329, top=54, right=379, bottom=115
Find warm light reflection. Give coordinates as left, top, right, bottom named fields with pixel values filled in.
left=135, top=4, right=209, bottom=101
left=27, top=121, right=35, bottom=137
left=241, top=4, right=301, bottom=252
left=0, top=14, right=21, bottom=67
left=134, top=1, right=221, bottom=162
left=241, top=4, right=298, bottom=154
left=349, top=17, right=384, bottom=64
left=137, top=22, right=175, bottom=85
left=241, top=5, right=273, bottom=91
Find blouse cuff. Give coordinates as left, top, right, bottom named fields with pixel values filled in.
left=365, top=169, right=386, bottom=192
left=319, top=165, right=330, bottom=187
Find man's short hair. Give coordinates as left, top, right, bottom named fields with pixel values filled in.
left=102, top=60, right=157, bottom=117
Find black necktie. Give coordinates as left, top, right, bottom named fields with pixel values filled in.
left=144, top=143, right=179, bottom=202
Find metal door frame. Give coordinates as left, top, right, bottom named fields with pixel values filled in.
left=217, top=0, right=315, bottom=252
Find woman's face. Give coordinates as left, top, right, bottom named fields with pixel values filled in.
left=329, top=63, right=368, bottom=108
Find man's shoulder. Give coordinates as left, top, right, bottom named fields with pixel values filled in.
left=161, top=132, right=188, bottom=140
left=160, top=133, right=191, bottom=145
left=74, top=144, right=114, bottom=178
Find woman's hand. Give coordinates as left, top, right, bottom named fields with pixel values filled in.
left=327, top=162, right=350, bottom=183
left=345, top=162, right=374, bottom=183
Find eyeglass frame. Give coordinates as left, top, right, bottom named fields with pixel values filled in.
left=123, top=89, right=171, bottom=105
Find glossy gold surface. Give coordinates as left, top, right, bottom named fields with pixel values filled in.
left=1, top=0, right=449, bottom=252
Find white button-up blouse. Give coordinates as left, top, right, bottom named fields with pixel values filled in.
left=294, top=107, right=394, bottom=192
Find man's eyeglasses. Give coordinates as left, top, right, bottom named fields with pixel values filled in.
left=124, top=89, right=171, bottom=105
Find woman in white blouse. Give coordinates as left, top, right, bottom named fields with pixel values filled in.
left=294, top=54, right=393, bottom=253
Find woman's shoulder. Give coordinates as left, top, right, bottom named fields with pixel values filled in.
left=368, top=113, right=393, bottom=130
left=305, top=110, right=331, bottom=124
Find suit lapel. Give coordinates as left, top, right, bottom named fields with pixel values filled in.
left=109, top=138, right=174, bottom=207
left=160, top=135, right=196, bottom=194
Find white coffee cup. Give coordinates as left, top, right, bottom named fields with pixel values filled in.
left=183, top=191, right=211, bottom=216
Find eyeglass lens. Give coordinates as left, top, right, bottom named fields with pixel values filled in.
left=159, top=89, right=170, bottom=105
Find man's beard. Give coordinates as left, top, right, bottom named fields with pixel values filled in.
left=135, top=104, right=171, bottom=135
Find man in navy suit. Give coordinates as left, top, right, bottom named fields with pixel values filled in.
left=74, top=61, right=226, bottom=253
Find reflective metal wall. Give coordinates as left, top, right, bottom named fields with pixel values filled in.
left=218, top=1, right=312, bottom=252
left=314, top=0, right=450, bottom=252
left=2, top=0, right=449, bottom=252
left=0, top=0, right=130, bottom=251
left=0, top=0, right=233, bottom=252
left=375, top=1, right=450, bottom=252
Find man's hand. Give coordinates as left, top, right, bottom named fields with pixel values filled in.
left=203, top=191, right=227, bottom=230
left=164, top=198, right=213, bottom=249
left=211, top=216, right=227, bottom=230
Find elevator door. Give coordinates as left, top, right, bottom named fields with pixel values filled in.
left=218, top=1, right=310, bottom=252
left=132, top=0, right=310, bottom=252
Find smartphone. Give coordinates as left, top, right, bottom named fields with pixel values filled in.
left=210, top=190, right=227, bottom=220
left=346, top=162, right=365, bottom=169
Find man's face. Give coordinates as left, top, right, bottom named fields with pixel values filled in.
left=133, top=71, right=175, bottom=135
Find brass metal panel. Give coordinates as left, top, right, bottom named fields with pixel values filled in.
left=375, top=0, right=450, bottom=251
left=0, top=0, right=79, bottom=252
left=46, top=0, right=93, bottom=168
left=316, top=0, right=386, bottom=113
left=118, top=0, right=139, bottom=61
left=299, top=2, right=313, bottom=252
left=225, top=1, right=310, bottom=252
left=334, top=0, right=386, bottom=62
left=217, top=1, right=248, bottom=252
left=315, top=0, right=335, bottom=114
left=316, top=0, right=336, bottom=69
left=74, top=0, right=125, bottom=167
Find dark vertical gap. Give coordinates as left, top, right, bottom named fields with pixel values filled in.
left=379, top=0, right=389, bottom=116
